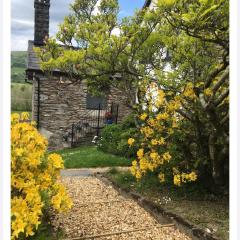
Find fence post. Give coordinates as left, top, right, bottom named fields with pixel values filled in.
left=97, top=104, right=101, bottom=136
left=115, top=105, right=119, bottom=124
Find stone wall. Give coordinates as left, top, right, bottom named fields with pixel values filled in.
left=32, top=73, right=132, bottom=150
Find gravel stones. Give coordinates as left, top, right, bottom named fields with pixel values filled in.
left=52, top=176, right=192, bottom=240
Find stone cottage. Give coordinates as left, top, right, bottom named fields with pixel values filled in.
left=26, top=0, right=132, bottom=150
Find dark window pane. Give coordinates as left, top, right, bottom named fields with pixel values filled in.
left=86, top=94, right=107, bottom=110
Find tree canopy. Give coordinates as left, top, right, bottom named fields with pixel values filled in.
left=37, top=0, right=229, bottom=190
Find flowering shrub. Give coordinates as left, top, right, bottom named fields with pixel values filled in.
left=11, top=113, right=72, bottom=239
left=128, top=83, right=198, bottom=186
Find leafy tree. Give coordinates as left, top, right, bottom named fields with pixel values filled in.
left=37, top=0, right=229, bottom=190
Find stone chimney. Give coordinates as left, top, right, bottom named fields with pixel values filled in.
left=34, top=0, right=50, bottom=45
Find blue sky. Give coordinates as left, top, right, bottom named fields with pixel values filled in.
left=11, top=0, right=146, bottom=51
left=118, top=0, right=146, bottom=18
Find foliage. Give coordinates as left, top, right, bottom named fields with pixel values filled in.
left=97, top=115, right=138, bottom=158
left=56, top=145, right=131, bottom=168
left=11, top=113, right=72, bottom=239
left=38, top=0, right=229, bottom=189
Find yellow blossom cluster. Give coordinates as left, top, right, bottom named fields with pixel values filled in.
left=11, top=113, right=72, bottom=239
left=173, top=172, right=198, bottom=186
left=139, top=113, right=148, bottom=121
left=127, top=138, right=135, bottom=146
left=128, top=84, right=198, bottom=186
left=204, top=88, right=213, bottom=97
left=183, top=83, right=196, bottom=99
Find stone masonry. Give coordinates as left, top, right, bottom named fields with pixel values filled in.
left=32, top=73, right=132, bottom=150
left=28, top=0, right=132, bottom=150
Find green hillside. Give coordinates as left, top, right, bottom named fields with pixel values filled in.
left=11, top=51, right=32, bottom=112
left=11, top=51, right=27, bottom=83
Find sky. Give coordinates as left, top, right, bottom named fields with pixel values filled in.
left=11, top=0, right=146, bottom=51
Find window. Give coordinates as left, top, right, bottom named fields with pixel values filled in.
left=86, top=93, right=107, bottom=110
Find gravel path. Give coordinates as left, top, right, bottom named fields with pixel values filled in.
left=52, top=175, right=192, bottom=240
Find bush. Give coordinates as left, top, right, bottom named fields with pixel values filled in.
left=11, top=113, right=72, bottom=239
left=98, top=114, right=138, bottom=158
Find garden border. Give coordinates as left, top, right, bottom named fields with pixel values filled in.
left=96, top=173, right=220, bottom=240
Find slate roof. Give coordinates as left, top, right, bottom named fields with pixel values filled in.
left=26, top=40, right=61, bottom=76
left=27, top=40, right=41, bottom=71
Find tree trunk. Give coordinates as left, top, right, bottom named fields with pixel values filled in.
left=208, top=132, right=226, bottom=188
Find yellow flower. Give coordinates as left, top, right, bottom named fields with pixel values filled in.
left=151, top=139, right=158, bottom=145
left=155, top=90, right=165, bottom=107
left=11, top=113, right=20, bottom=124
left=150, top=152, right=159, bottom=161
left=48, top=153, right=64, bottom=169
left=21, top=112, right=30, bottom=120
left=132, top=160, right=137, bottom=167
left=137, top=148, right=144, bottom=159
left=148, top=118, right=156, bottom=127
left=162, top=152, right=172, bottom=162
left=135, top=170, right=142, bottom=180
left=183, top=83, right=196, bottom=99
left=139, top=157, right=148, bottom=171
left=139, top=113, right=148, bottom=121
left=188, top=171, right=197, bottom=181
left=174, top=174, right=181, bottom=186
left=204, top=88, right=213, bottom=97
left=130, top=165, right=137, bottom=176
left=158, top=173, right=165, bottom=183
left=156, top=112, right=169, bottom=121
left=158, top=137, right=165, bottom=145
left=128, top=138, right=135, bottom=146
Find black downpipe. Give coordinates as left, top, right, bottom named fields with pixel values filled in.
left=37, top=77, right=40, bottom=129
left=71, top=123, right=74, bottom=147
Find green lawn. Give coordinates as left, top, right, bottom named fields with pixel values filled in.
left=55, top=146, right=132, bottom=169
left=106, top=169, right=229, bottom=240
left=11, top=83, right=32, bottom=112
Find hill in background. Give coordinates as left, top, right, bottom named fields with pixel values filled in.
left=11, top=51, right=27, bottom=83
left=11, top=51, right=32, bottom=112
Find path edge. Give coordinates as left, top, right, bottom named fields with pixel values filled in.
left=95, top=173, right=220, bottom=240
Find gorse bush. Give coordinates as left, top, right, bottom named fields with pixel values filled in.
left=11, top=113, right=72, bottom=239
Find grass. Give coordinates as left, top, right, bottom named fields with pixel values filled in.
left=106, top=170, right=229, bottom=240
left=11, top=83, right=32, bottom=112
left=11, top=51, right=27, bottom=83
left=55, top=146, right=132, bottom=169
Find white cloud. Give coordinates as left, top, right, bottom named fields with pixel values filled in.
left=11, top=0, right=72, bottom=51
